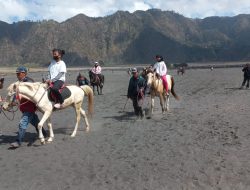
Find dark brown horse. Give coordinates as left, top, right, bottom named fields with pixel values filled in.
left=0, top=78, right=4, bottom=89
left=88, top=70, right=104, bottom=95
left=177, top=67, right=185, bottom=75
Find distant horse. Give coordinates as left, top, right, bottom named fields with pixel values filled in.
left=89, top=70, right=104, bottom=95
left=0, top=78, right=4, bottom=89
left=145, top=69, right=179, bottom=116
left=3, top=82, right=94, bottom=144
left=177, top=67, right=185, bottom=75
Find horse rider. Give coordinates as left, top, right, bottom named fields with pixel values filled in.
left=46, top=48, right=67, bottom=109
left=10, top=66, right=47, bottom=148
left=76, top=73, right=89, bottom=86
left=153, top=55, right=168, bottom=94
left=91, top=61, right=103, bottom=81
left=127, top=68, right=146, bottom=119
left=240, top=63, right=250, bottom=89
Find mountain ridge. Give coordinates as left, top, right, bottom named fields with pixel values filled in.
left=1, top=9, right=250, bottom=67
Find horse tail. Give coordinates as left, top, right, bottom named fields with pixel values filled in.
left=170, top=76, right=180, bottom=100
left=80, top=85, right=94, bottom=116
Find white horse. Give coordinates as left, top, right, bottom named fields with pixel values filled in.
left=3, top=82, right=94, bottom=144
left=146, top=71, right=179, bottom=116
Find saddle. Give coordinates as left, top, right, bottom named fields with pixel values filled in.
left=48, top=83, right=71, bottom=103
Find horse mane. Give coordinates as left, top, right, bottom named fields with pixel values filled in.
left=20, top=82, right=48, bottom=90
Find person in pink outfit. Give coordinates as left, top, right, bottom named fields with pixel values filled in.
left=153, top=55, right=168, bottom=93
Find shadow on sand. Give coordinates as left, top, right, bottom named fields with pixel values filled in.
left=103, top=111, right=135, bottom=121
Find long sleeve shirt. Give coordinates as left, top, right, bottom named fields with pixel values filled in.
left=153, top=61, right=167, bottom=76
left=127, top=76, right=146, bottom=98
left=91, top=66, right=102, bottom=74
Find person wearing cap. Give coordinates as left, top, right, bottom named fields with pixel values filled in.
left=153, top=55, right=168, bottom=93
left=46, top=49, right=67, bottom=109
left=91, top=61, right=102, bottom=79
left=10, top=66, right=47, bottom=148
left=127, top=68, right=146, bottom=119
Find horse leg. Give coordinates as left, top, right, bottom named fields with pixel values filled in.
left=71, top=102, right=82, bottom=137
left=97, top=85, right=100, bottom=95
left=163, top=95, right=167, bottom=112
left=80, top=108, right=90, bottom=132
left=159, top=94, right=165, bottom=113
left=166, top=94, right=170, bottom=111
left=93, top=85, right=96, bottom=95
left=38, top=111, right=52, bottom=144
left=150, top=96, right=155, bottom=115
left=46, top=117, right=54, bottom=143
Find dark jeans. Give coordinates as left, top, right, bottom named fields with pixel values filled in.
left=17, top=112, right=47, bottom=145
left=51, top=80, right=64, bottom=104
left=131, top=97, right=143, bottom=117
left=242, top=77, right=249, bottom=88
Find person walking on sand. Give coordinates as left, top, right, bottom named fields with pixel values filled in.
left=46, top=49, right=67, bottom=109
left=10, top=66, right=47, bottom=148
left=127, top=68, right=146, bottom=119
left=240, top=63, right=250, bottom=89
left=153, top=55, right=168, bottom=94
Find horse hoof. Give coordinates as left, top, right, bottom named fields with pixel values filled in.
left=46, top=137, right=54, bottom=143
left=40, top=140, right=46, bottom=145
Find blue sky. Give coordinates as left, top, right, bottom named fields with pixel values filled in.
left=1, top=0, right=250, bottom=23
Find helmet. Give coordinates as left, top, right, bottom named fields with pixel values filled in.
left=16, top=66, right=27, bottom=73
left=94, top=61, right=99, bottom=66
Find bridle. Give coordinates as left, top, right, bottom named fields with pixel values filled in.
left=0, top=91, right=18, bottom=121
left=0, top=82, right=48, bottom=120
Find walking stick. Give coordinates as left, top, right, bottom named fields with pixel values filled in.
left=122, top=98, right=129, bottom=112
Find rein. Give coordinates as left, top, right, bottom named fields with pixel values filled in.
left=0, top=96, right=18, bottom=121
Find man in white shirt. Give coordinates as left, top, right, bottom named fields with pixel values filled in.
left=153, top=55, right=168, bottom=93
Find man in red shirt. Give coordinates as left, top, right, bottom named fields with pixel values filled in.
left=10, top=66, right=46, bottom=148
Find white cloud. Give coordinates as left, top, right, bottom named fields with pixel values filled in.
left=0, top=0, right=250, bottom=23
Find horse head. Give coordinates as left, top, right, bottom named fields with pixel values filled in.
left=2, top=82, right=18, bottom=110
left=145, top=68, right=155, bottom=85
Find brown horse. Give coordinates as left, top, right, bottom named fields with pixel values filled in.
left=145, top=69, right=179, bottom=117
left=0, top=78, right=4, bottom=89
left=177, top=67, right=185, bottom=75
left=89, top=70, right=104, bottom=95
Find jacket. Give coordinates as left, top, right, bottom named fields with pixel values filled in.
left=242, top=66, right=250, bottom=78
left=127, top=76, right=145, bottom=98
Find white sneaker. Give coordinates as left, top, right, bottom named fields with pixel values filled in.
left=54, top=103, right=62, bottom=109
